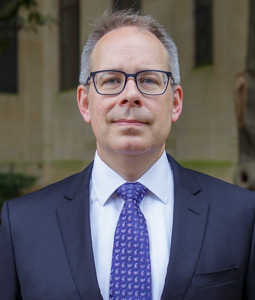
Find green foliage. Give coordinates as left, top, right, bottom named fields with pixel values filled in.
left=0, top=172, right=36, bottom=211
left=0, top=0, right=56, bottom=53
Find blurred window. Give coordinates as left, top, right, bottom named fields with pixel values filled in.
left=59, top=0, right=80, bottom=90
left=0, top=0, right=18, bottom=93
left=194, top=0, right=213, bottom=66
left=113, top=0, right=141, bottom=11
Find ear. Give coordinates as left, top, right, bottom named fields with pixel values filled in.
left=171, top=85, right=183, bottom=123
left=77, top=85, right=91, bottom=123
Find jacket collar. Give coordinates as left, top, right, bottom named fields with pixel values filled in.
left=57, top=162, right=103, bottom=299
left=161, top=154, right=209, bottom=299
left=59, top=155, right=208, bottom=299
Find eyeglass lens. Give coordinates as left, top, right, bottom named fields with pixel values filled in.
left=93, top=71, right=168, bottom=95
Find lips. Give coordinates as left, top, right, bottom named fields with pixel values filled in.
left=114, top=119, right=145, bottom=125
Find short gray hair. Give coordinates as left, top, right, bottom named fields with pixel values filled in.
left=79, top=10, right=180, bottom=85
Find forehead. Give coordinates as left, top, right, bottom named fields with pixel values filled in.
left=91, top=26, right=169, bottom=71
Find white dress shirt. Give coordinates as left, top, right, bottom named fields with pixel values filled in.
left=90, top=151, right=174, bottom=300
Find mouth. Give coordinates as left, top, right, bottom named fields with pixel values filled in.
left=114, top=119, right=146, bottom=126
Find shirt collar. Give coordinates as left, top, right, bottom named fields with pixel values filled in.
left=91, top=151, right=173, bottom=206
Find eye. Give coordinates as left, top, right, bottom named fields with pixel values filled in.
left=96, top=72, right=124, bottom=88
left=103, top=77, right=122, bottom=85
left=141, top=78, right=157, bottom=85
left=138, top=73, right=161, bottom=87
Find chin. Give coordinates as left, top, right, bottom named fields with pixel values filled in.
left=113, top=143, right=153, bottom=156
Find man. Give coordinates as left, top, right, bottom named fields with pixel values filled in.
left=0, top=10, right=255, bottom=300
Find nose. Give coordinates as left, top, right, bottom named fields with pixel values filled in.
left=119, top=77, right=142, bottom=107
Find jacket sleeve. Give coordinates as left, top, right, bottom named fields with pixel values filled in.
left=243, top=215, right=255, bottom=300
left=0, top=202, right=22, bottom=299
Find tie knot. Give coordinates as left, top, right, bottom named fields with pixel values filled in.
left=116, top=182, right=147, bottom=205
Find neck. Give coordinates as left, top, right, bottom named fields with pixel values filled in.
left=97, top=147, right=165, bottom=182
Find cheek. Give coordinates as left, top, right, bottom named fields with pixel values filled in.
left=154, top=102, right=173, bottom=134
left=154, top=100, right=172, bottom=121
left=89, top=99, right=103, bottom=120
left=89, top=104, right=110, bottom=135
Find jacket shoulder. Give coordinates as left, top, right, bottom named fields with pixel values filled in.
left=6, top=162, right=93, bottom=209
left=167, top=153, right=255, bottom=205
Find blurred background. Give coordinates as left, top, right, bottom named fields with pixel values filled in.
left=0, top=0, right=254, bottom=201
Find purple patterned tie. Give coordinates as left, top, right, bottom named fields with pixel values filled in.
left=109, top=182, right=152, bottom=300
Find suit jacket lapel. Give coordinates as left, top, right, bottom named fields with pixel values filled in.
left=161, top=155, right=209, bottom=299
left=55, top=155, right=209, bottom=299
left=57, top=163, right=103, bottom=300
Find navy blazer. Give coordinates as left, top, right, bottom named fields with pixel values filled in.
left=0, top=154, right=255, bottom=300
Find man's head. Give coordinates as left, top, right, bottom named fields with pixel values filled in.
left=79, top=10, right=180, bottom=86
left=77, top=10, right=183, bottom=177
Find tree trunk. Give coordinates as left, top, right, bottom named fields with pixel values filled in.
left=234, top=0, right=255, bottom=190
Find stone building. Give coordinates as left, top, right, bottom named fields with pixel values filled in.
left=0, top=0, right=249, bottom=187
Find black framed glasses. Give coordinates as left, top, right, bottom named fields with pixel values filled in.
left=84, top=70, right=175, bottom=95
